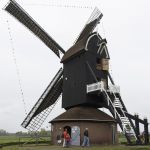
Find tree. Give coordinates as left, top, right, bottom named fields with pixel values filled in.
left=0, top=129, right=7, bottom=135
left=39, top=128, right=48, bottom=136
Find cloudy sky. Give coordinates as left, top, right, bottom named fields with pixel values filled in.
left=0, top=0, right=150, bottom=133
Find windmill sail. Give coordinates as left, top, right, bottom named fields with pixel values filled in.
left=21, top=68, right=63, bottom=131
left=75, top=7, right=103, bottom=43
left=4, top=0, right=65, bottom=57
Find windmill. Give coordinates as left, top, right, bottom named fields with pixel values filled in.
left=4, top=0, right=149, bottom=145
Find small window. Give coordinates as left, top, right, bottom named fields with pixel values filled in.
left=101, top=58, right=109, bottom=71
left=96, top=58, right=109, bottom=71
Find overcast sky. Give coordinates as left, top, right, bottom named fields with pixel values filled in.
left=0, top=0, right=150, bottom=133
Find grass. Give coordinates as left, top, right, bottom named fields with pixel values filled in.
left=0, top=135, right=50, bottom=146
left=1, top=135, right=150, bottom=150
left=1, top=145, right=150, bottom=150
left=1, top=135, right=127, bottom=145
left=0, top=136, right=19, bottom=144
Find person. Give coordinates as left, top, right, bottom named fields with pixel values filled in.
left=62, top=128, right=67, bottom=147
left=82, top=128, right=90, bottom=147
left=65, top=132, right=71, bottom=147
left=56, top=134, right=61, bottom=145
left=141, top=131, right=145, bottom=144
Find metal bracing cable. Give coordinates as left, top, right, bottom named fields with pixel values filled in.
left=101, top=21, right=106, bottom=38
left=20, top=2, right=93, bottom=9
left=6, top=19, right=27, bottom=115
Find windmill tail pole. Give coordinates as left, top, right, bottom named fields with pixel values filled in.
left=144, top=118, right=149, bottom=144
left=135, top=114, right=140, bottom=144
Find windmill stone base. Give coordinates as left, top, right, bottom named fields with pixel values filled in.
left=50, top=107, right=118, bottom=145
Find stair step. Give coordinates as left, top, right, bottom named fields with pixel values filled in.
left=113, top=98, right=123, bottom=108
left=101, top=85, right=137, bottom=141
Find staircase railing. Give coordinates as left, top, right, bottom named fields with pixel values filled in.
left=87, top=81, right=137, bottom=143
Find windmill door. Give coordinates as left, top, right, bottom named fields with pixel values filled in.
left=71, top=126, right=80, bottom=146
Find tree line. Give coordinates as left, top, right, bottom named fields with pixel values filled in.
left=0, top=128, right=51, bottom=136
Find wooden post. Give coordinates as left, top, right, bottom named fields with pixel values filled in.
left=144, top=118, right=149, bottom=144
left=135, top=114, right=140, bottom=144
left=19, top=136, right=20, bottom=146
left=111, top=125, right=115, bottom=144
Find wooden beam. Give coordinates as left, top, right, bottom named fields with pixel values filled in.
left=135, top=114, right=141, bottom=144
left=144, top=118, right=149, bottom=144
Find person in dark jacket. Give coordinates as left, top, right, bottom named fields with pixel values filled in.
left=82, top=128, right=90, bottom=147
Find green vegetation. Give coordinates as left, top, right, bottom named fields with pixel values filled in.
left=0, top=135, right=50, bottom=147
left=1, top=145, right=150, bottom=150
left=0, top=128, right=51, bottom=146
left=0, top=132, right=150, bottom=150
left=118, top=132, right=127, bottom=144
left=0, top=136, right=19, bottom=144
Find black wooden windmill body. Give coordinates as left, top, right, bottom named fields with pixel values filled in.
left=4, top=0, right=149, bottom=144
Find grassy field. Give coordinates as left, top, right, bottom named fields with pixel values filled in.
left=1, top=135, right=150, bottom=150
left=1, top=145, right=150, bottom=150
left=0, top=135, right=127, bottom=145
left=0, top=136, right=19, bottom=144
left=0, top=135, right=50, bottom=145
